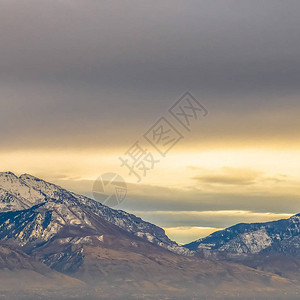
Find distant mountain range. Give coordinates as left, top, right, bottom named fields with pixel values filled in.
left=184, top=212, right=300, bottom=282
left=0, top=171, right=299, bottom=299
left=184, top=213, right=300, bottom=255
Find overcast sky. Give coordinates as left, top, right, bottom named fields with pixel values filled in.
left=1, top=1, right=300, bottom=243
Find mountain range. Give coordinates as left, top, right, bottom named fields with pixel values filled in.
left=0, top=171, right=299, bottom=299
left=184, top=212, right=300, bottom=282
left=185, top=213, right=300, bottom=256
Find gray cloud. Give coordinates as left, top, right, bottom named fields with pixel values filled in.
left=191, top=167, right=261, bottom=185
left=1, top=1, right=300, bottom=149
left=1, top=1, right=300, bottom=92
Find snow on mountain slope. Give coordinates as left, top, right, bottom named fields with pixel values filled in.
left=0, top=172, right=190, bottom=255
left=0, top=172, right=46, bottom=210
left=219, top=227, right=272, bottom=254
left=184, top=214, right=300, bottom=256
left=0, top=187, right=29, bottom=211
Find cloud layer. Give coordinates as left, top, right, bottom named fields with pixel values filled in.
left=1, top=1, right=300, bottom=149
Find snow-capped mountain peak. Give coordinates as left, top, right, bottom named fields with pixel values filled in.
left=0, top=172, right=191, bottom=256
left=0, top=172, right=46, bottom=211
left=20, top=173, right=67, bottom=200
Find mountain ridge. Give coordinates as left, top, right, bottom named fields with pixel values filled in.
left=0, top=172, right=190, bottom=256
left=184, top=213, right=300, bottom=255
left=184, top=210, right=300, bottom=284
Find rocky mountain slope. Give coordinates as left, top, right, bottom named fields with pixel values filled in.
left=184, top=213, right=300, bottom=283
left=0, top=244, right=83, bottom=292
left=184, top=213, right=300, bottom=255
left=0, top=172, right=189, bottom=256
